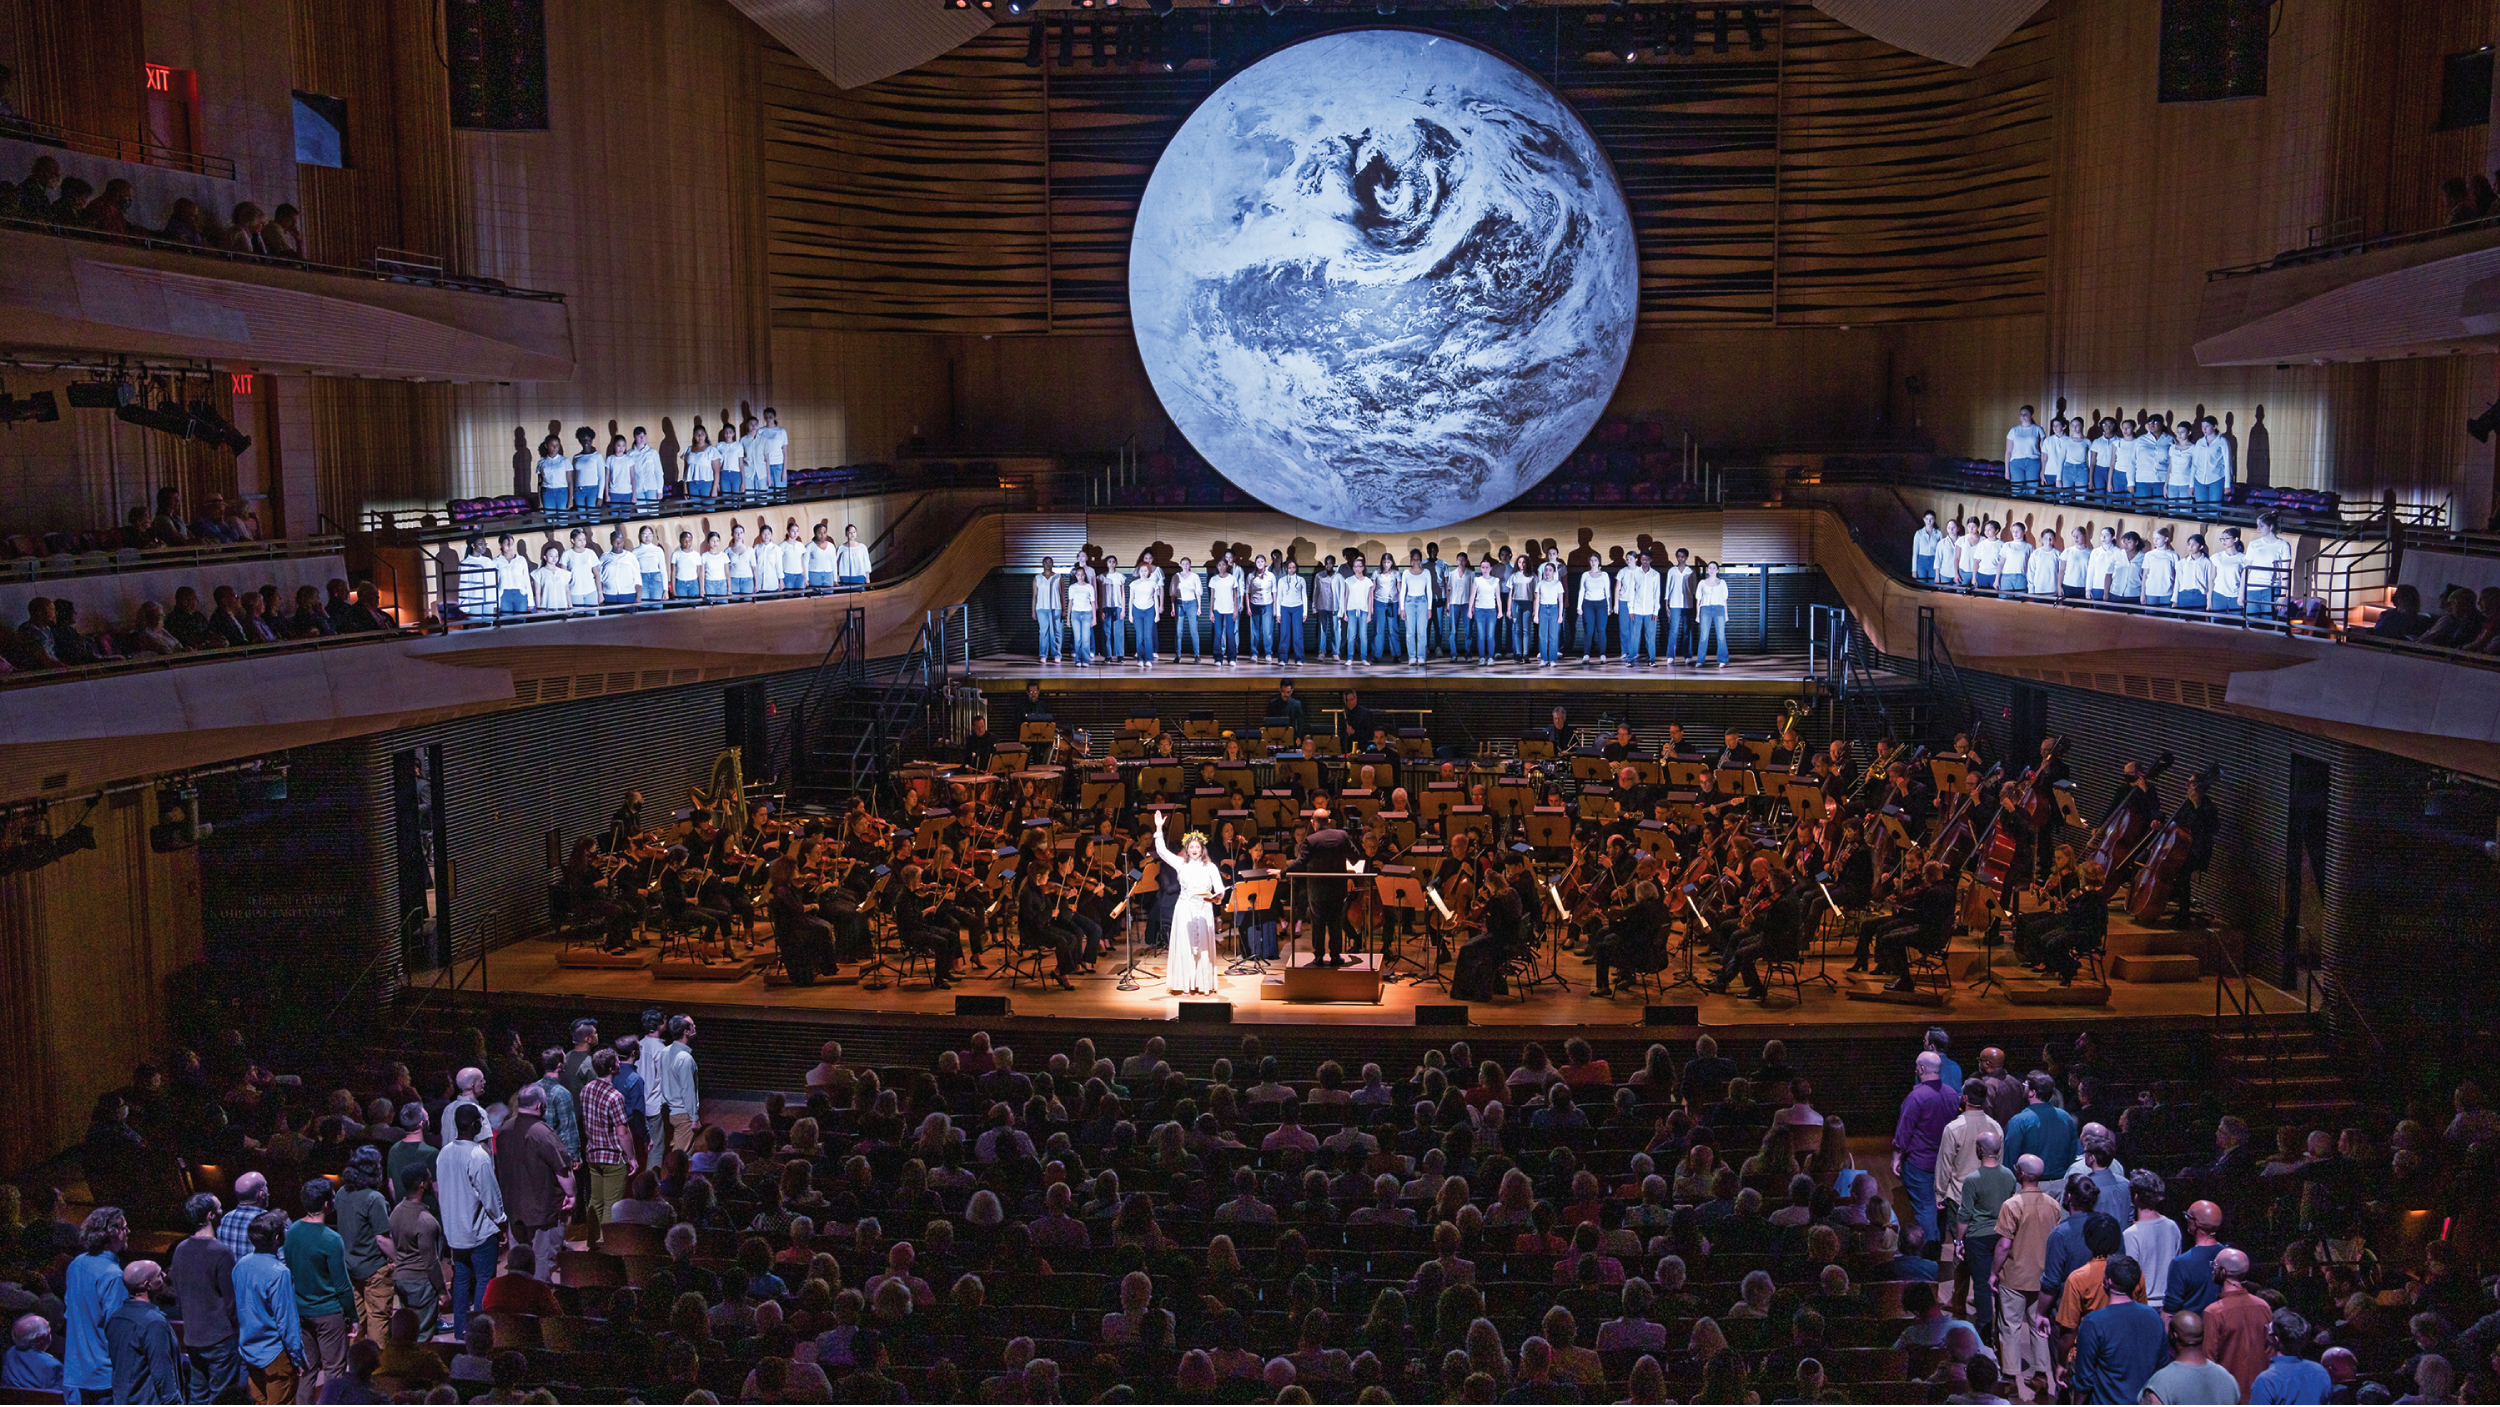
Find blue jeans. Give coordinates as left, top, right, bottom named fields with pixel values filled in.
left=2166, top=482, right=2190, bottom=500
left=807, top=571, right=834, bottom=590
left=2136, top=479, right=2161, bottom=497
left=543, top=484, right=570, bottom=512
left=2196, top=477, right=2224, bottom=503
left=2009, top=456, right=2040, bottom=486
left=2176, top=588, right=2207, bottom=612
left=689, top=479, right=713, bottom=501
left=1474, top=607, right=1497, bottom=662
left=1580, top=601, right=1608, bottom=657
left=768, top=460, right=786, bottom=489
left=2244, top=586, right=2275, bottom=617
left=1373, top=604, right=1397, bottom=660
left=1038, top=608, right=1061, bottom=659
left=1105, top=609, right=1125, bottom=658
left=1404, top=598, right=1432, bottom=661
left=184, top=1334, right=240, bottom=1403
left=1666, top=607, right=1690, bottom=661
left=1514, top=604, right=1534, bottom=658
left=1249, top=604, right=1272, bottom=658
left=1903, top=1162, right=1939, bottom=1247
left=1913, top=552, right=1933, bottom=582
left=1437, top=603, right=1460, bottom=654
left=500, top=588, right=528, bottom=615
left=1317, top=611, right=1338, bottom=658
left=450, top=1238, right=501, bottom=1338
left=1177, top=600, right=1201, bottom=657
left=730, top=575, right=753, bottom=595
left=1132, top=606, right=1157, bottom=661
left=2211, top=592, right=2239, bottom=616
left=1072, top=616, right=1094, bottom=663
left=721, top=469, right=743, bottom=496
left=1697, top=603, right=1730, bottom=664
left=1278, top=604, right=1303, bottom=661
left=1213, top=611, right=1238, bottom=662
left=1624, top=612, right=1657, bottom=665
left=1538, top=604, right=1561, bottom=663
left=641, top=572, right=663, bottom=601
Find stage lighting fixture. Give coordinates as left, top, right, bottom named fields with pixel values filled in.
left=0, top=390, right=59, bottom=425
left=151, top=786, right=206, bottom=853
left=2469, top=400, right=2500, bottom=443
left=1024, top=19, right=1046, bottom=61
left=65, top=379, right=136, bottom=410
left=1743, top=4, right=1768, bottom=49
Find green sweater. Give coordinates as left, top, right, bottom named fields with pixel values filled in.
left=282, top=1219, right=351, bottom=1318
left=1958, top=1163, right=2018, bottom=1239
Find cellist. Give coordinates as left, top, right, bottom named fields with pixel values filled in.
left=2027, top=737, right=2072, bottom=883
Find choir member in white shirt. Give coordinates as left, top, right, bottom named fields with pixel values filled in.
left=1507, top=557, right=1536, bottom=661
left=834, top=523, right=872, bottom=586
left=2085, top=527, right=2120, bottom=601
left=2165, top=423, right=2195, bottom=502
left=2005, top=405, right=2044, bottom=487
left=2243, top=513, right=2292, bottom=614
left=598, top=529, right=641, bottom=606
left=562, top=529, right=603, bottom=608
left=1314, top=556, right=1343, bottom=661
left=1954, top=522, right=1982, bottom=587
left=1912, top=511, right=1943, bottom=582
left=755, top=408, right=790, bottom=491
left=1998, top=525, right=2032, bottom=597
left=1441, top=552, right=1472, bottom=657
left=2141, top=527, right=2179, bottom=608
left=698, top=532, right=730, bottom=598
left=1338, top=561, right=1373, bottom=665
left=1972, top=523, right=2004, bottom=592
left=1033, top=557, right=1065, bottom=661
left=1248, top=553, right=1281, bottom=663
left=724, top=525, right=756, bottom=596
left=537, top=435, right=570, bottom=514
left=1127, top=554, right=1163, bottom=666
left=2209, top=529, right=2249, bottom=614
left=1172, top=556, right=1204, bottom=662
left=671, top=530, right=703, bottom=599
left=1693, top=561, right=1731, bottom=667
left=2191, top=415, right=2230, bottom=503
left=1065, top=566, right=1098, bottom=665
left=532, top=543, right=573, bottom=611
left=2039, top=418, right=2068, bottom=488
left=2134, top=421, right=2169, bottom=498
left=1208, top=558, right=1245, bottom=665
left=571, top=426, right=605, bottom=507
left=753, top=524, right=783, bottom=595
left=2088, top=419, right=2118, bottom=495
left=1663, top=547, right=1696, bottom=662
left=602, top=433, right=635, bottom=508
left=2173, top=534, right=2213, bottom=612
left=777, top=519, right=808, bottom=591
left=684, top=425, right=719, bottom=502
left=1274, top=553, right=1307, bottom=664
left=630, top=427, right=663, bottom=503
left=2026, top=530, right=2061, bottom=597
left=634, top=527, right=666, bottom=601
left=717, top=423, right=748, bottom=499
left=805, top=524, right=837, bottom=591
left=1578, top=559, right=1612, bottom=662
left=1100, top=559, right=1129, bottom=660
left=1467, top=559, right=1501, bottom=664
left=1533, top=561, right=1566, bottom=666
left=493, top=534, right=532, bottom=615
left=1934, top=519, right=1963, bottom=587
left=1617, top=550, right=1662, bottom=667
left=1396, top=551, right=1434, bottom=666
left=2059, top=529, right=2090, bottom=601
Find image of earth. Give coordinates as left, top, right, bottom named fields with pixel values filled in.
left=1129, top=28, right=1640, bottom=534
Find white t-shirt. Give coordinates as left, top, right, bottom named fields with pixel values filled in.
left=538, top=455, right=569, bottom=490
left=1468, top=574, right=1501, bottom=609
left=572, top=450, right=605, bottom=491
left=685, top=446, right=718, bottom=485
left=2027, top=545, right=2060, bottom=593
left=1534, top=575, right=1564, bottom=606
left=1128, top=572, right=1161, bottom=611
left=2135, top=435, right=2169, bottom=486
left=717, top=439, right=746, bottom=480
left=2211, top=547, right=2247, bottom=597
left=727, top=544, right=757, bottom=580
left=634, top=542, right=665, bottom=576
left=806, top=539, right=838, bottom=574
left=2060, top=544, right=2090, bottom=589
left=1446, top=569, right=1472, bottom=606
left=1174, top=570, right=1203, bottom=603
left=754, top=424, right=790, bottom=466
left=1208, top=572, right=1242, bottom=614
left=2167, top=440, right=2194, bottom=488
left=599, top=550, right=639, bottom=597
left=604, top=452, right=634, bottom=497
left=834, top=542, right=873, bottom=579
left=1664, top=564, right=1694, bottom=607
left=1973, top=540, right=2001, bottom=576
left=2142, top=548, right=2178, bottom=597
left=2245, top=535, right=2292, bottom=590
left=2089, top=435, right=2117, bottom=475
left=1341, top=573, right=1375, bottom=613
left=1694, top=576, right=1729, bottom=608
left=563, top=546, right=602, bottom=603
left=2086, top=543, right=2119, bottom=591
left=496, top=553, right=531, bottom=595
left=672, top=548, right=702, bottom=585
left=1913, top=527, right=1943, bottom=560
left=1399, top=568, right=1433, bottom=601
left=2006, top=422, right=2043, bottom=462
left=699, top=549, right=730, bottom=584
left=1579, top=568, right=1612, bottom=606
left=1936, top=536, right=1961, bottom=578
left=779, top=538, right=809, bottom=582
left=532, top=564, right=572, bottom=608
left=1066, top=579, right=1096, bottom=615
left=631, top=445, right=663, bottom=495
left=1249, top=569, right=1278, bottom=606
left=1620, top=566, right=1661, bottom=615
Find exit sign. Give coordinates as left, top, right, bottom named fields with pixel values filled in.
left=145, top=63, right=172, bottom=92
left=230, top=372, right=253, bottom=394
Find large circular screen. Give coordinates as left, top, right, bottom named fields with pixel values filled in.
left=1129, top=28, right=1639, bottom=534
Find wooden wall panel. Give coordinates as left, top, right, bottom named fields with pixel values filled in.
left=0, top=796, right=202, bottom=1173
left=4, top=0, right=146, bottom=143
left=311, top=377, right=454, bottom=523
left=1775, top=5, right=2054, bottom=323
left=0, top=370, right=242, bottom=537
left=287, top=0, right=457, bottom=269
left=445, top=0, right=774, bottom=503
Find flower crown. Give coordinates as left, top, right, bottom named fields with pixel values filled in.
left=1183, top=830, right=1210, bottom=847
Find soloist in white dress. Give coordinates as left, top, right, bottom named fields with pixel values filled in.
left=1157, top=832, right=1224, bottom=994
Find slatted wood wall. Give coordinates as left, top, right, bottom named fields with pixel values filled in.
left=2, top=0, right=146, bottom=145
left=762, top=3, right=2054, bottom=334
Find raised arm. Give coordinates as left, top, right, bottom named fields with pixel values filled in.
left=1152, top=813, right=1182, bottom=868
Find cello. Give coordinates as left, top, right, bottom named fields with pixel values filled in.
left=2086, top=751, right=2174, bottom=895
left=1978, top=737, right=2065, bottom=889
left=1928, top=762, right=2003, bottom=871
left=2125, top=765, right=2213, bottom=923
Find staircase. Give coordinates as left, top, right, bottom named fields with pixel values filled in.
left=785, top=612, right=951, bottom=807
left=2210, top=1022, right=2362, bottom=1133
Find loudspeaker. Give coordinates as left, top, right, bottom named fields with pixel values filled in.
left=1177, top=1001, right=1233, bottom=1024
left=953, top=995, right=1012, bottom=1017
left=1645, top=1004, right=1699, bottom=1026
left=1415, top=1004, right=1469, bottom=1027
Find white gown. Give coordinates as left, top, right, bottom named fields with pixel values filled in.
left=1157, top=833, right=1224, bottom=994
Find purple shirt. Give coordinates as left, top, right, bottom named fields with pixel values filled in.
left=1893, top=1079, right=1958, bottom=1171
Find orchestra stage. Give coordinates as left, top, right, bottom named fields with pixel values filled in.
left=969, top=651, right=1822, bottom=696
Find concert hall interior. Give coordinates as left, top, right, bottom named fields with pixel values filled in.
left=7, top=0, right=2500, bottom=1403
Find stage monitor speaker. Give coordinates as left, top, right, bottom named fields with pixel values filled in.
left=1177, top=1001, right=1233, bottom=1024
left=953, top=995, right=1012, bottom=1017
left=1644, top=1004, right=1699, bottom=1026
left=1415, top=1004, right=1469, bottom=1027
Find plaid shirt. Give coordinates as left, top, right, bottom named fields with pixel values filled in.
left=216, top=1204, right=280, bottom=1263
left=536, top=1075, right=581, bottom=1165
left=580, top=1076, right=632, bottom=1168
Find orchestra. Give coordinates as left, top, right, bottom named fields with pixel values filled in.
left=547, top=694, right=2222, bottom=1008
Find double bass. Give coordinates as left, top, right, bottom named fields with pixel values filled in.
left=2125, top=766, right=2213, bottom=923
left=1977, top=738, right=2065, bottom=889
left=2087, top=751, right=2175, bottom=895
left=1928, top=762, right=2003, bottom=871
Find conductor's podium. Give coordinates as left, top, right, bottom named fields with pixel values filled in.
left=1264, top=953, right=1385, bottom=1003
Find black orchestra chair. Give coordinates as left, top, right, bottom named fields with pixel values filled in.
left=1000, top=897, right=1053, bottom=989
left=651, top=886, right=727, bottom=963
left=1905, top=934, right=1954, bottom=996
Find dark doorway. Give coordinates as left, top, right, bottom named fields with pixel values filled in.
left=393, top=744, right=450, bottom=971
left=2285, top=754, right=2330, bottom=993
left=2007, top=684, right=2049, bottom=772
left=726, top=683, right=770, bottom=782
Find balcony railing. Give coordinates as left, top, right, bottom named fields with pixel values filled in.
left=0, top=113, right=237, bottom=179
left=0, top=213, right=563, bottom=302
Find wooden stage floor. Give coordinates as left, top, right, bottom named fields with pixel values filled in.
left=471, top=926, right=2291, bottom=1038
left=970, top=651, right=1821, bottom=695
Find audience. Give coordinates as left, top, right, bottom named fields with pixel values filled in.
left=6, top=154, right=306, bottom=263
left=1, top=576, right=399, bottom=674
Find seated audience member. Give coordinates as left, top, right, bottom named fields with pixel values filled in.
left=2369, top=584, right=2433, bottom=639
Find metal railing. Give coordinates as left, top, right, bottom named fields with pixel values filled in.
left=371, top=462, right=1028, bottom=540
left=0, top=113, right=238, bottom=178
left=2210, top=923, right=2287, bottom=1120
left=0, top=211, right=563, bottom=300
left=1916, top=605, right=1977, bottom=739
left=1789, top=456, right=2438, bottom=537
left=777, top=608, right=864, bottom=795
left=0, top=534, right=346, bottom=583
left=2208, top=208, right=2500, bottom=282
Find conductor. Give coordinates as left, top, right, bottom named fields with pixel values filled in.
left=1291, top=827, right=1356, bottom=966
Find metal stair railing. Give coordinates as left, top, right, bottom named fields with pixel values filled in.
left=1916, top=606, right=1979, bottom=739
left=778, top=608, right=864, bottom=797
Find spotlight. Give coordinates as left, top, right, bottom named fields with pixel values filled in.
left=65, top=379, right=135, bottom=410
left=55, top=821, right=96, bottom=855
left=0, top=390, right=59, bottom=425
left=2469, top=400, right=2500, bottom=443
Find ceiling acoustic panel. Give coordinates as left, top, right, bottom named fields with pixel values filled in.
left=729, top=0, right=991, bottom=90
left=1811, top=0, right=2049, bottom=68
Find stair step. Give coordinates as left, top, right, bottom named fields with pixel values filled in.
left=2111, top=953, right=2204, bottom=982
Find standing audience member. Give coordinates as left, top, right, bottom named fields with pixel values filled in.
left=2071, top=1254, right=2167, bottom=1403
left=234, top=1211, right=304, bottom=1404
left=106, top=1260, right=182, bottom=1404
left=437, top=1103, right=506, bottom=1337
left=2140, top=1311, right=2240, bottom=1406
left=64, top=1207, right=131, bottom=1404
left=333, top=1147, right=396, bottom=1345
left=170, top=1192, right=240, bottom=1401
left=389, top=1168, right=446, bottom=1341
left=494, top=1084, right=572, bottom=1283
left=284, top=1178, right=352, bottom=1396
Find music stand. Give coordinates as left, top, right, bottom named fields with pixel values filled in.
left=1929, top=756, right=1970, bottom=796
left=1570, top=754, right=1612, bottom=781
left=1635, top=819, right=1679, bottom=866
left=1081, top=774, right=1126, bottom=811
left=1580, top=788, right=1619, bottom=823
left=1218, top=807, right=1254, bottom=840
left=1376, top=872, right=1430, bottom=981
left=1632, top=759, right=1666, bottom=786
left=1211, top=762, right=1257, bottom=797
left=1714, top=766, right=1761, bottom=798
left=1517, top=735, right=1555, bottom=760
left=1308, top=734, right=1343, bottom=756
left=1019, top=720, right=1057, bottom=747
left=1663, top=892, right=1712, bottom=993
left=1394, top=728, right=1432, bottom=760
left=915, top=812, right=954, bottom=850
left=1138, top=762, right=1185, bottom=796
left=1115, top=862, right=1164, bottom=992
left=1740, top=738, right=1776, bottom=767
left=1262, top=725, right=1296, bottom=748
left=1665, top=792, right=1704, bottom=825
left=2053, top=782, right=2086, bottom=829
left=1126, top=710, right=1160, bottom=737
left=1376, top=810, right=1418, bottom=848
left=1525, top=807, right=1571, bottom=850
left=1254, top=790, right=1296, bottom=830
left=1226, top=872, right=1279, bottom=975
left=1667, top=760, right=1710, bottom=789
left=989, top=743, right=1027, bottom=776
left=1184, top=710, right=1221, bottom=739
left=1341, top=791, right=1384, bottom=827
left=1111, top=736, right=1147, bottom=760
left=1448, top=806, right=1491, bottom=847
left=1419, top=783, right=1461, bottom=823
left=1489, top=782, right=1535, bottom=820
left=1786, top=783, right=1828, bottom=824
left=1279, top=756, right=1322, bottom=793
left=1191, top=788, right=1226, bottom=827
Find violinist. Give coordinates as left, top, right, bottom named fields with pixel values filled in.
left=560, top=837, right=638, bottom=953
left=2010, top=845, right=2081, bottom=968
left=1014, top=866, right=1084, bottom=989
left=1866, top=860, right=1957, bottom=991
left=2031, top=859, right=2109, bottom=986
left=769, top=855, right=836, bottom=985
left=1591, top=878, right=1669, bottom=998
left=1710, top=852, right=1783, bottom=971
left=1060, top=850, right=1113, bottom=963
left=889, top=864, right=963, bottom=989
left=1711, top=868, right=1806, bottom=1002
left=1820, top=740, right=1857, bottom=800
left=1451, top=851, right=1531, bottom=1001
